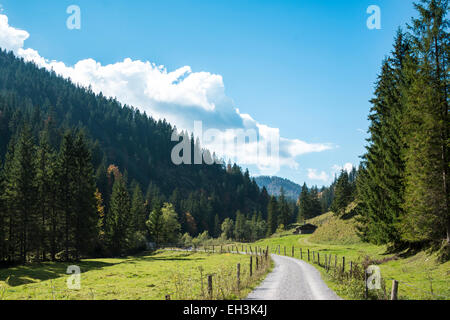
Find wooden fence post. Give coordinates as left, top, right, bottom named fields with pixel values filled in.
left=292, top=246, right=294, bottom=257
left=313, top=251, right=315, bottom=263
left=308, top=249, right=310, bottom=261
left=342, top=257, right=345, bottom=273
left=250, top=256, right=253, bottom=277
left=364, top=270, right=368, bottom=300
left=237, top=263, right=241, bottom=290
left=207, top=275, right=213, bottom=299
left=284, top=246, right=286, bottom=256
left=391, top=280, right=399, bottom=300
left=318, top=252, right=320, bottom=266
left=256, top=256, right=259, bottom=270
left=300, top=248, right=303, bottom=260
left=278, top=245, right=280, bottom=255
left=335, top=255, right=337, bottom=269
left=350, top=261, right=353, bottom=277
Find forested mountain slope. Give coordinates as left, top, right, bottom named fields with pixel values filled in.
left=254, top=176, right=301, bottom=200
left=0, top=49, right=265, bottom=239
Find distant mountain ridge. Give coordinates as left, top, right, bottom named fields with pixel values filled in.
left=254, top=176, right=301, bottom=200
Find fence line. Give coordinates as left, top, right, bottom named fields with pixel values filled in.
left=265, top=244, right=447, bottom=300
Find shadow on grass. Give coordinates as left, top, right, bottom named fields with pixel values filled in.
left=0, top=260, right=118, bottom=287
left=0, top=250, right=210, bottom=287
left=131, top=251, right=206, bottom=263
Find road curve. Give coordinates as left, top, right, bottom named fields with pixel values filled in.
left=246, top=254, right=342, bottom=300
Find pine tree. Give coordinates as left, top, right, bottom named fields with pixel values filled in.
left=130, top=184, right=146, bottom=232
left=3, top=125, right=37, bottom=263
left=55, top=131, right=77, bottom=261
left=401, top=0, right=449, bottom=245
left=298, top=183, right=311, bottom=222
left=309, top=186, right=322, bottom=218
left=72, top=132, right=97, bottom=259
left=330, top=171, right=352, bottom=216
left=107, top=174, right=131, bottom=255
left=147, top=206, right=164, bottom=246
left=234, top=210, right=246, bottom=241
left=278, top=187, right=290, bottom=228
left=266, top=196, right=278, bottom=236
left=35, top=128, right=56, bottom=261
left=357, top=31, right=411, bottom=246
left=213, top=214, right=221, bottom=238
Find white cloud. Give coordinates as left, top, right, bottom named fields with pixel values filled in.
left=0, top=14, right=29, bottom=53
left=0, top=13, right=334, bottom=174
left=307, top=169, right=329, bottom=182
left=332, top=162, right=354, bottom=174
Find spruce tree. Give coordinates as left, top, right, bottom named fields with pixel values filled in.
left=72, top=132, right=97, bottom=259
left=3, top=125, right=37, bottom=263
left=107, top=174, right=131, bottom=255
left=266, top=196, right=278, bottom=236
left=330, top=171, right=352, bottom=216
left=298, top=183, right=311, bottom=222
left=278, top=187, right=290, bottom=228
left=147, top=206, right=164, bottom=246
left=55, top=131, right=77, bottom=261
left=401, top=0, right=449, bottom=245
left=130, top=184, right=146, bottom=232
left=35, top=128, right=56, bottom=261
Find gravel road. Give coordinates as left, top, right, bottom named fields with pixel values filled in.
left=246, top=254, right=342, bottom=300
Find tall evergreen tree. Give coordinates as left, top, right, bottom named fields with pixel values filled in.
left=266, top=196, right=278, bottom=236
left=400, top=0, right=449, bottom=246
left=72, top=132, right=98, bottom=259
left=357, top=31, right=410, bottom=245
left=106, top=174, right=131, bottom=255
left=130, top=184, right=146, bottom=232
left=3, top=125, right=37, bottom=263
left=278, top=187, right=290, bottom=228
left=35, top=128, right=56, bottom=260
left=298, top=183, right=311, bottom=222
left=147, top=206, right=164, bottom=246
left=55, top=131, right=77, bottom=261
left=330, top=171, right=352, bottom=216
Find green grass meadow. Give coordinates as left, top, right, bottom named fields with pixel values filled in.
left=0, top=250, right=271, bottom=300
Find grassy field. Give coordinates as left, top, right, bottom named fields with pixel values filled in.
left=0, top=250, right=271, bottom=300
left=228, top=211, right=450, bottom=300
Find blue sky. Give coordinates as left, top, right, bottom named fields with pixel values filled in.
left=0, top=0, right=418, bottom=186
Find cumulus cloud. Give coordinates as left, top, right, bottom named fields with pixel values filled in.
left=0, top=14, right=29, bottom=53
left=307, top=169, right=329, bottom=182
left=332, top=162, right=354, bottom=174
left=0, top=13, right=334, bottom=174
